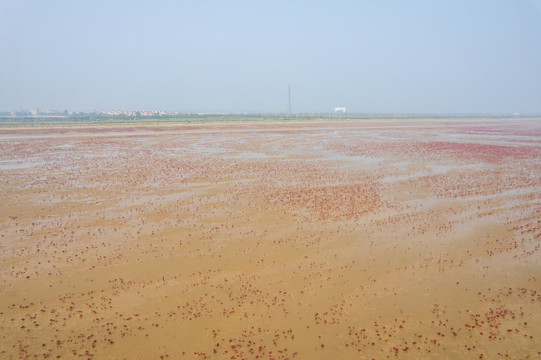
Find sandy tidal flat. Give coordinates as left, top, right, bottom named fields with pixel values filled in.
left=1, top=119, right=541, bottom=359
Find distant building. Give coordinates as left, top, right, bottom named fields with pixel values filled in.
left=12, top=108, right=31, bottom=116
left=98, top=110, right=168, bottom=116
left=334, top=107, right=346, bottom=113
left=9, top=108, right=169, bottom=117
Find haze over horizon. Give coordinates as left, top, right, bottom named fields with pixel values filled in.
left=1, top=0, right=541, bottom=114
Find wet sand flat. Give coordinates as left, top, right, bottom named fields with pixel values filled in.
left=1, top=118, right=540, bottom=359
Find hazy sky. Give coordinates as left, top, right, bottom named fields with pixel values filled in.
left=1, top=0, right=541, bottom=113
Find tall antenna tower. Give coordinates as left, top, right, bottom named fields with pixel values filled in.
left=288, top=85, right=291, bottom=116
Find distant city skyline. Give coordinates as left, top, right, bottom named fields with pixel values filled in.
left=4, top=106, right=537, bottom=117
left=1, top=1, right=541, bottom=114
left=2, top=108, right=170, bottom=116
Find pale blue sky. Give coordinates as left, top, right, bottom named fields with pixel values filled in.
left=1, top=0, right=541, bottom=113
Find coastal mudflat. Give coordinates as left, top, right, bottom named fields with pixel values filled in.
left=1, top=119, right=540, bottom=359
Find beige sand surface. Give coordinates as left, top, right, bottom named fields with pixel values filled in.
left=1, top=119, right=540, bottom=359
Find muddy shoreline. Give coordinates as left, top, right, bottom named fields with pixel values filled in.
left=1, top=119, right=540, bottom=359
